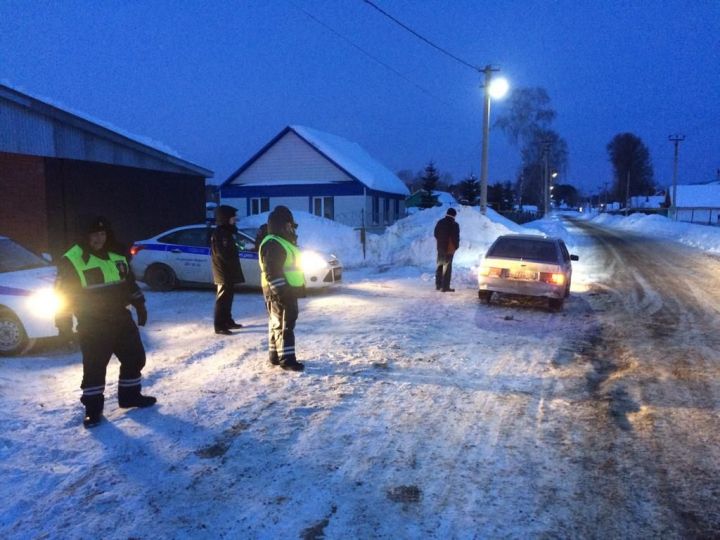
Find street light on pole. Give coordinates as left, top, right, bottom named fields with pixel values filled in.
left=479, top=65, right=509, bottom=215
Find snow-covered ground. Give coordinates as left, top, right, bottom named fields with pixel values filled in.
left=2, top=207, right=719, bottom=538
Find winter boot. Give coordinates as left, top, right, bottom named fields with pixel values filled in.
left=227, top=320, right=243, bottom=329
left=81, top=394, right=104, bottom=429
left=118, top=386, right=157, bottom=409
left=280, top=359, right=305, bottom=372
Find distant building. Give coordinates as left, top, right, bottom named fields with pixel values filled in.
left=220, top=125, right=409, bottom=228
left=669, top=182, right=720, bottom=225
left=628, top=195, right=666, bottom=209
left=405, top=190, right=457, bottom=210
left=0, top=84, right=212, bottom=257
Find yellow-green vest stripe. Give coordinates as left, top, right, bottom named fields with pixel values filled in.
left=64, top=245, right=127, bottom=288
left=259, top=235, right=305, bottom=288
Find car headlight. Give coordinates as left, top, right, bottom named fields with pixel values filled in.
left=26, top=288, right=64, bottom=319
left=299, top=251, right=329, bottom=273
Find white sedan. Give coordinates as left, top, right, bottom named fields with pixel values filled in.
left=0, top=237, right=63, bottom=355
left=130, top=225, right=343, bottom=291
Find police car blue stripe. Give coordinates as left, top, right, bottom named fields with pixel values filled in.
left=136, top=243, right=260, bottom=260
left=0, top=285, right=32, bottom=297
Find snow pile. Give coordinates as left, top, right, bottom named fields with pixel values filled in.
left=592, top=212, right=720, bottom=253
left=239, top=205, right=544, bottom=272
left=237, top=211, right=367, bottom=267
left=367, top=205, right=535, bottom=271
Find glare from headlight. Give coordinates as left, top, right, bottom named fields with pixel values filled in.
left=26, top=288, right=64, bottom=319
left=299, top=251, right=328, bottom=273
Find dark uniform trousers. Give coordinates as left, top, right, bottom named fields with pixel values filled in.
left=214, top=284, right=235, bottom=330
left=79, top=310, right=146, bottom=412
left=265, top=293, right=298, bottom=365
left=436, top=252, right=454, bottom=291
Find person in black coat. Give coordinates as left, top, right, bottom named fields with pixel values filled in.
left=55, top=216, right=156, bottom=428
left=433, top=207, right=460, bottom=292
left=211, top=205, right=245, bottom=335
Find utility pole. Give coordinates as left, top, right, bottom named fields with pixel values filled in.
left=669, top=134, right=685, bottom=221
left=541, top=139, right=552, bottom=216
left=625, top=170, right=630, bottom=216
left=479, top=65, right=500, bottom=215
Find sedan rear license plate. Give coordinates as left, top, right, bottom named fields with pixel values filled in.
left=510, top=270, right=537, bottom=281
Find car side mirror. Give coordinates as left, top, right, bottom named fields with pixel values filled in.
left=570, top=254, right=579, bottom=261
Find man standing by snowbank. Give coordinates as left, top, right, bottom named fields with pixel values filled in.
left=259, top=206, right=306, bottom=372
left=434, top=208, right=460, bottom=292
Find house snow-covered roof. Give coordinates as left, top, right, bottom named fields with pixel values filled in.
left=672, top=183, right=720, bottom=208
left=225, top=125, right=409, bottom=196
left=290, top=125, right=409, bottom=196
left=0, top=81, right=212, bottom=178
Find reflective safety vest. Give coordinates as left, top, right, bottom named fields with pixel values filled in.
left=259, top=235, right=305, bottom=288
left=63, top=244, right=128, bottom=288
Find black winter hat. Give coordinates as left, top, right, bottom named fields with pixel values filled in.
left=446, top=208, right=457, bottom=217
left=215, top=205, right=238, bottom=225
left=84, top=216, right=112, bottom=234
left=271, top=205, right=296, bottom=225
left=267, top=205, right=298, bottom=235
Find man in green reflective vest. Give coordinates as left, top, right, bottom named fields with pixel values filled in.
left=55, top=216, right=156, bottom=428
left=259, top=206, right=306, bottom=372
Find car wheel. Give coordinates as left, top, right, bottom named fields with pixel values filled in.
left=478, top=290, right=492, bottom=304
left=0, top=309, right=31, bottom=356
left=145, top=264, right=177, bottom=291
left=548, top=298, right=564, bottom=312
left=564, top=279, right=571, bottom=298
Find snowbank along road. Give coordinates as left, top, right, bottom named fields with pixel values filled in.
left=1, top=218, right=719, bottom=538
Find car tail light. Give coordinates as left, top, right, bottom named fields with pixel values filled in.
left=130, top=245, right=145, bottom=257
left=540, top=272, right=565, bottom=285
left=479, top=266, right=503, bottom=277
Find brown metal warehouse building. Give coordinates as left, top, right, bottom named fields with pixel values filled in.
left=0, top=84, right=212, bottom=258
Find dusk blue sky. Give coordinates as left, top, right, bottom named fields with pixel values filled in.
left=2, top=1, right=718, bottom=194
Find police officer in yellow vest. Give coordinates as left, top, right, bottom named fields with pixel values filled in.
left=55, top=216, right=156, bottom=428
left=259, top=206, right=306, bottom=372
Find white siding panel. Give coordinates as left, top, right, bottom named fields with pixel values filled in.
left=235, top=131, right=352, bottom=186
left=334, top=195, right=366, bottom=227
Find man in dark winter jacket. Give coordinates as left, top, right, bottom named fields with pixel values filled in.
left=258, top=205, right=306, bottom=372
left=434, top=208, right=460, bottom=292
left=55, top=216, right=156, bottom=428
left=211, top=205, right=245, bottom=335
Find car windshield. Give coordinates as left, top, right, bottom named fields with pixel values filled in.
left=238, top=227, right=259, bottom=240
left=487, top=238, right=558, bottom=263
left=0, top=238, right=49, bottom=273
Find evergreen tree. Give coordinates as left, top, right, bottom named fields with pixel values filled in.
left=458, top=174, right=480, bottom=206
left=419, top=161, right=440, bottom=209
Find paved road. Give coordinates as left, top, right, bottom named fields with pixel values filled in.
left=567, top=218, right=720, bottom=537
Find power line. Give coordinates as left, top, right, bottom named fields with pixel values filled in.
left=361, top=0, right=480, bottom=73
left=288, top=1, right=452, bottom=106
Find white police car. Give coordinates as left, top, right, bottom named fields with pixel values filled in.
left=129, top=225, right=343, bottom=291
left=0, top=237, right=63, bottom=355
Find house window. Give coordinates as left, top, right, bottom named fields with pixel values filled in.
left=394, top=199, right=400, bottom=220
left=372, top=195, right=380, bottom=225
left=250, top=198, right=269, bottom=215
left=312, top=196, right=334, bottom=220
left=383, top=198, right=390, bottom=224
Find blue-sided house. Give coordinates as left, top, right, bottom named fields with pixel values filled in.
left=220, top=125, right=410, bottom=228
